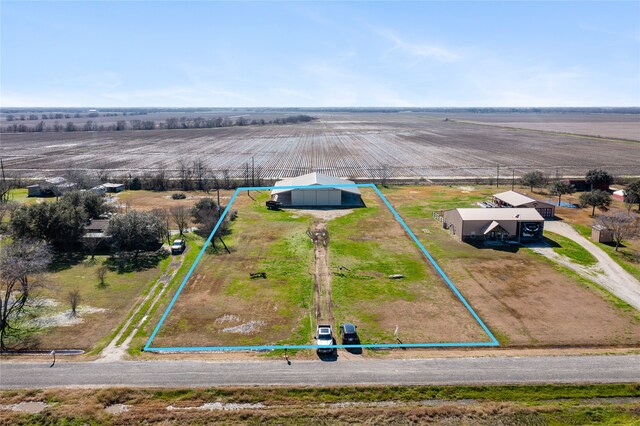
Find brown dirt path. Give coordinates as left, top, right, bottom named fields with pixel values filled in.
left=311, top=222, right=334, bottom=325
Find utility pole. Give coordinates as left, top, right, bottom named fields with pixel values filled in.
left=511, top=169, right=515, bottom=191
left=496, top=165, right=500, bottom=188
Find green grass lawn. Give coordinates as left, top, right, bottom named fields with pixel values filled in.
left=127, top=232, right=207, bottom=355
left=328, top=188, right=487, bottom=345
left=7, top=188, right=28, bottom=203
left=544, top=231, right=598, bottom=266
left=27, top=250, right=171, bottom=351
left=148, top=192, right=316, bottom=349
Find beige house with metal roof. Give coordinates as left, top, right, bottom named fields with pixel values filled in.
left=493, top=190, right=555, bottom=218
left=271, top=172, right=363, bottom=207
left=443, top=208, right=544, bottom=243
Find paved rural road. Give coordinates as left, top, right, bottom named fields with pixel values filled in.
left=1, top=355, right=639, bottom=389
left=544, top=221, right=640, bottom=311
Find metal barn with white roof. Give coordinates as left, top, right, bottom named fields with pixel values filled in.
left=270, top=172, right=363, bottom=207
left=493, top=190, right=555, bottom=218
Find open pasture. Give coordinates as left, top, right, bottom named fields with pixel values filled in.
left=148, top=188, right=492, bottom=350
left=2, top=112, right=639, bottom=179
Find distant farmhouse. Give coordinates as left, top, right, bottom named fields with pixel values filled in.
left=27, top=177, right=77, bottom=197
left=493, top=190, right=555, bottom=218
left=91, top=183, right=125, bottom=194
left=270, top=172, right=363, bottom=207
left=443, top=208, right=544, bottom=243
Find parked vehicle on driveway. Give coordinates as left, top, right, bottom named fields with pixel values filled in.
left=315, top=324, right=335, bottom=355
left=339, top=323, right=360, bottom=345
left=171, top=239, right=186, bottom=254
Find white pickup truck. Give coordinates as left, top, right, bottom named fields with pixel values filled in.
left=315, top=324, right=336, bottom=355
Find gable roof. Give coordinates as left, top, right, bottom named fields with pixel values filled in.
left=454, top=208, right=544, bottom=221
left=272, top=172, right=361, bottom=195
left=493, top=190, right=537, bottom=207
left=482, top=220, right=502, bottom=235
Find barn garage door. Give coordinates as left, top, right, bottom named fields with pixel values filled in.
left=328, top=190, right=341, bottom=205
left=303, top=190, right=317, bottom=205
left=291, top=189, right=342, bottom=206
left=316, top=190, right=329, bottom=205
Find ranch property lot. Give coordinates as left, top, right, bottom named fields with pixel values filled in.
left=148, top=185, right=640, bottom=352
left=383, top=185, right=640, bottom=347
left=149, top=188, right=491, bottom=349
left=2, top=112, right=639, bottom=180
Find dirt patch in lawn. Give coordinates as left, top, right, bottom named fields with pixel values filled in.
left=455, top=257, right=640, bottom=346
left=289, top=208, right=354, bottom=221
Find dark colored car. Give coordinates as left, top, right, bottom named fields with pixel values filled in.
left=339, top=323, right=360, bottom=345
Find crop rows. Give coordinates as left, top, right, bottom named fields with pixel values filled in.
left=2, top=113, right=639, bottom=179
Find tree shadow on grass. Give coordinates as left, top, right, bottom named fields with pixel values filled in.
left=48, top=252, right=87, bottom=273
left=104, top=249, right=169, bottom=274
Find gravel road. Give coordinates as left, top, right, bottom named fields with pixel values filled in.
left=1, top=355, right=638, bottom=389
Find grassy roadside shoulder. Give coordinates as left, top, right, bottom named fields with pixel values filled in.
left=1, top=383, right=638, bottom=424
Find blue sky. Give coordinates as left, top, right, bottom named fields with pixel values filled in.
left=1, top=1, right=639, bottom=107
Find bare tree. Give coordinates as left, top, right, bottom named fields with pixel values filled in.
left=0, top=239, right=52, bottom=350
left=222, top=169, right=231, bottom=190
left=67, top=289, right=82, bottom=317
left=96, top=266, right=108, bottom=288
left=380, top=164, right=390, bottom=187
left=151, top=208, right=172, bottom=245
left=596, top=213, right=640, bottom=252
left=193, top=158, right=209, bottom=191
left=170, top=205, right=190, bottom=236
left=178, top=159, right=194, bottom=191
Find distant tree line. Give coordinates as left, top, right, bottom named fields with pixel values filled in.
left=0, top=115, right=316, bottom=133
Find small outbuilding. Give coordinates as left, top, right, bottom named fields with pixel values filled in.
left=493, top=190, right=555, bottom=218
left=271, top=172, right=363, bottom=207
left=27, top=185, right=42, bottom=197
left=612, top=189, right=626, bottom=202
left=103, top=183, right=125, bottom=193
left=591, top=225, right=613, bottom=243
left=443, top=208, right=544, bottom=243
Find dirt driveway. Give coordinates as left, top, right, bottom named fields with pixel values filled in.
left=539, top=221, right=640, bottom=311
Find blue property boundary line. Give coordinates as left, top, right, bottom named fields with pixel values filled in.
left=145, top=183, right=499, bottom=352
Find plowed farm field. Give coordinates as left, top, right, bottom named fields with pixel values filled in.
left=2, top=112, right=639, bottom=179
